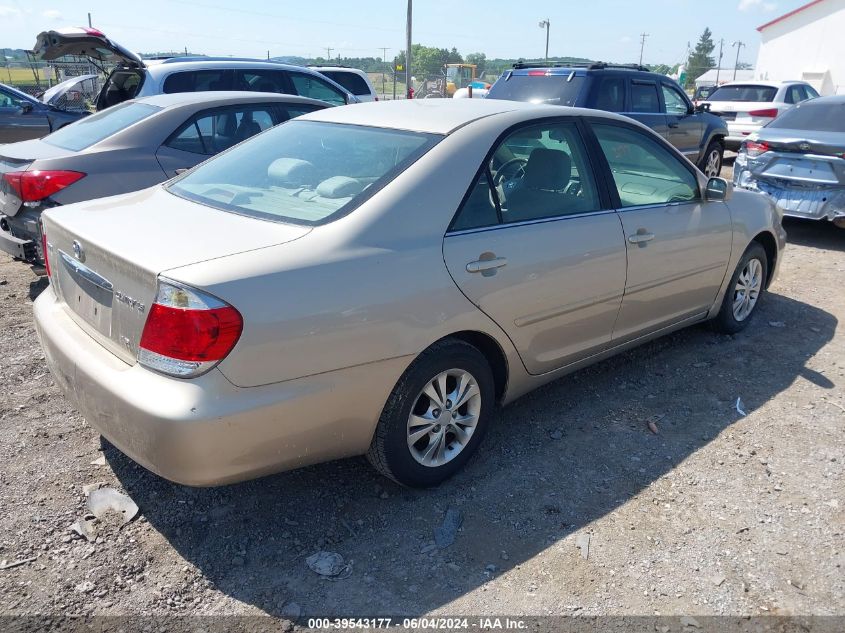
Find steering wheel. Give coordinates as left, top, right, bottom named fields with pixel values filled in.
left=493, top=157, right=528, bottom=187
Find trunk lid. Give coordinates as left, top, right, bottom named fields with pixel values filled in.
left=748, top=129, right=845, bottom=187
left=42, top=186, right=310, bottom=364
left=0, top=142, right=78, bottom=216
left=705, top=100, right=780, bottom=122
left=32, top=27, right=144, bottom=68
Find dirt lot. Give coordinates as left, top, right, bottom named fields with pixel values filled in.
left=1, top=208, right=843, bottom=626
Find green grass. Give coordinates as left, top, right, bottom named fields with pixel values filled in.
left=1, top=66, right=55, bottom=86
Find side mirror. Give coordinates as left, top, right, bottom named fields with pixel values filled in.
left=695, top=102, right=710, bottom=114
left=19, top=101, right=33, bottom=114
left=705, top=177, right=732, bottom=201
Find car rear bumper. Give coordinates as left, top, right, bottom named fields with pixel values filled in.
left=0, top=218, right=37, bottom=261
left=34, top=285, right=409, bottom=486
left=725, top=121, right=765, bottom=148
left=0, top=206, right=46, bottom=263
left=735, top=171, right=845, bottom=222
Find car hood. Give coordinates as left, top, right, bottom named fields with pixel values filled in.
left=32, top=27, right=144, bottom=68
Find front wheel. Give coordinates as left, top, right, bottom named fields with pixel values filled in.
left=711, top=242, right=768, bottom=334
left=367, top=339, right=495, bottom=487
left=699, top=140, right=724, bottom=178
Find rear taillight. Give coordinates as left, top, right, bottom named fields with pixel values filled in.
left=41, top=232, right=51, bottom=277
left=748, top=108, right=779, bottom=118
left=138, top=281, right=243, bottom=378
left=2, top=171, right=85, bottom=203
left=744, top=140, right=771, bottom=157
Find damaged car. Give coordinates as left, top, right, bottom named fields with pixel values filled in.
left=0, top=81, right=88, bottom=144
left=734, top=95, right=845, bottom=228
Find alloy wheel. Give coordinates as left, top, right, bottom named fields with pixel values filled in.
left=407, top=369, right=481, bottom=467
left=732, top=258, right=763, bottom=321
left=704, top=149, right=722, bottom=177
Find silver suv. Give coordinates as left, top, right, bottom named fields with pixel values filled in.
left=33, top=27, right=357, bottom=110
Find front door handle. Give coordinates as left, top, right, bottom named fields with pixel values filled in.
left=466, top=257, right=508, bottom=273
left=628, top=232, right=655, bottom=244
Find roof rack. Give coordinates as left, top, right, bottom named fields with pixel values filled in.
left=512, top=61, right=649, bottom=72
left=159, top=56, right=275, bottom=64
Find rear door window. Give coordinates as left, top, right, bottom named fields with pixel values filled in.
left=630, top=82, right=660, bottom=113
left=234, top=70, right=292, bottom=94
left=165, top=105, right=279, bottom=155
left=591, top=76, right=626, bottom=112
left=289, top=73, right=347, bottom=105
left=163, top=70, right=230, bottom=94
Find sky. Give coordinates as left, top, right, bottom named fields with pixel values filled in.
left=0, top=0, right=812, bottom=66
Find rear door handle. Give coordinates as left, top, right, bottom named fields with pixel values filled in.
left=466, top=257, right=508, bottom=273
left=628, top=232, right=655, bottom=244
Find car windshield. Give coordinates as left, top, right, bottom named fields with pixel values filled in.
left=767, top=100, right=845, bottom=133
left=43, top=102, right=160, bottom=151
left=168, top=120, right=441, bottom=225
left=488, top=74, right=585, bottom=106
left=707, top=85, right=777, bottom=102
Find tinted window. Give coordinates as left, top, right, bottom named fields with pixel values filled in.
left=768, top=100, right=845, bottom=133
left=235, top=70, right=289, bottom=93
left=630, top=82, right=660, bottom=113
left=806, top=85, right=820, bottom=99
left=289, top=73, right=347, bottom=105
left=661, top=84, right=689, bottom=114
left=0, top=87, right=27, bottom=109
left=593, top=123, right=699, bottom=207
left=163, top=70, right=229, bottom=94
left=707, top=85, right=777, bottom=102
left=166, top=106, right=278, bottom=155
left=169, top=121, right=440, bottom=225
left=43, top=102, right=160, bottom=151
left=318, top=71, right=371, bottom=96
left=451, top=121, right=600, bottom=230
left=487, top=74, right=585, bottom=106
left=592, top=77, right=625, bottom=112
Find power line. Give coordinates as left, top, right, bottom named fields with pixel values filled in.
left=325, top=47, right=333, bottom=59
left=732, top=40, right=746, bottom=80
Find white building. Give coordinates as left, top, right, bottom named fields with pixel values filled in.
left=694, top=68, right=755, bottom=88
left=754, top=0, right=845, bottom=95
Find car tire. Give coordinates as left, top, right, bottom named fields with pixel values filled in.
left=699, top=139, right=724, bottom=178
left=367, top=339, right=495, bottom=487
left=833, top=217, right=845, bottom=230
left=711, top=242, right=768, bottom=335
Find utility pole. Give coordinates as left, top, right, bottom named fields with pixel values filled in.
left=732, top=40, right=745, bottom=80
left=716, top=38, right=724, bottom=84
left=639, top=33, right=649, bottom=65
left=380, top=47, right=389, bottom=98
left=325, top=47, right=333, bottom=60
left=87, top=12, right=92, bottom=27
left=405, top=0, right=412, bottom=99
left=539, top=19, right=550, bottom=61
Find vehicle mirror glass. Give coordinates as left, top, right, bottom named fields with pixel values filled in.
left=20, top=101, right=33, bottom=113
left=705, top=177, right=729, bottom=201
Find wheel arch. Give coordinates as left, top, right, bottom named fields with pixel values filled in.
left=752, top=230, right=778, bottom=288
left=443, top=330, right=509, bottom=404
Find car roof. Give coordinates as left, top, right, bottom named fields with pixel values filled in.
left=298, top=98, right=627, bottom=134
left=714, top=80, right=804, bottom=88
left=132, top=91, right=328, bottom=109
left=145, top=59, right=329, bottom=76
left=310, top=66, right=367, bottom=74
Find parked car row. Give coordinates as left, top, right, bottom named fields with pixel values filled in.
left=0, top=26, right=799, bottom=488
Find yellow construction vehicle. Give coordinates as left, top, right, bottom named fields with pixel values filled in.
left=444, top=63, right=477, bottom=96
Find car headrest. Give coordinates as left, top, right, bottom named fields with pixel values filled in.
left=216, top=113, right=236, bottom=136
left=523, top=148, right=571, bottom=191
left=315, top=176, right=364, bottom=199
left=267, top=158, right=317, bottom=186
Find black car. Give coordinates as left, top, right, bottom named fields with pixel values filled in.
left=487, top=62, right=728, bottom=177
left=0, top=82, right=88, bottom=144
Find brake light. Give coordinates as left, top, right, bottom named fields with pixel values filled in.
left=748, top=108, right=779, bottom=118
left=527, top=70, right=549, bottom=76
left=41, top=232, right=51, bottom=277
left=82, top=27, right=105, bottom=37
left=744, top=141, right=770, bottom=157
left=2, top=171, right=85, bottom=202
left=138, top=281, right=243, bottom=378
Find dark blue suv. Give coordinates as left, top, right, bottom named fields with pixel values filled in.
left=487, top=62, right=728, bottom=177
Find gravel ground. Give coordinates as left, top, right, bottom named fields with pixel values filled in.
left=0, top=206, right=843, bottom=626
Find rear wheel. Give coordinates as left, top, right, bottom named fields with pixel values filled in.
left=711, top=242, right=768, bottom=334
left=699, top=139, right=724, bottom=178
left=833, top=217, right=845, bottom=229
left=367, top=339, right=494, bottom=487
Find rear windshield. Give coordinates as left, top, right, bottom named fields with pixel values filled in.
left=488, top=74, right=585, bottom=106
left=318, top=71, right=371, bottom=96
left=43, top=102, right=160, bottom=151
left=707, top=85, right=777, bottom=102
left=768, top=100, right=844, bottom=133
left=168, top=120, right=441, bottom=226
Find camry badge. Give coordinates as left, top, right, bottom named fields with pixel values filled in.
left=72, top=240, right=84, bottom=262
